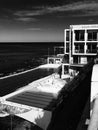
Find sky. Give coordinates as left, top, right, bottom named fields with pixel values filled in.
left=0, top=0, right=98, bottom=42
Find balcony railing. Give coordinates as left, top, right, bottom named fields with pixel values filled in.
left=87, top=38, right=97, bottom=41
left=75, top=38, right=85, bottom=41
left=74, top=49, right=84, bottom=53
left=86, top=49, right=97, bottom=53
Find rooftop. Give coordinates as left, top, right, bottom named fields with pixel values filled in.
left=70, top=24, right=98, bottom=29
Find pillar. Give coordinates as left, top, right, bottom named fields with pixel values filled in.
left=85, top=29, right=87, bottom=54
left=64, top=30, right=66, bottom=54
left=72, top=30, right=75, bottom=54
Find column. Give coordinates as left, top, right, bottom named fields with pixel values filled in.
left=69, top=29, right=72, bottom=65
left=72, top=30, right=75, bottom=54
left=64, top=30, right=66, bottom=54
left=85, top=29, right=87, bottom=54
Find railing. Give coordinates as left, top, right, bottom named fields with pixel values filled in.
left=48, top=60, right=94, bottom=130
left=87, top=38, right=97, bottom=41
left=75, top=38, right=85, bottom=41
left=75, top=49, right=84, bottom=53
left=57, top=60, right=94, bottom=105
left=86, top=49, right=97, bottom=53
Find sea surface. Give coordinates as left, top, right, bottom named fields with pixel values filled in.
left=0, top=42, right=64, bottom=76
left=0, top=42, right=64, bottom=54
left=0, top=42, right=64, bottom=130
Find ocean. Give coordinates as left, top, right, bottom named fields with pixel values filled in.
left=0, top=42, right=64, bottom=76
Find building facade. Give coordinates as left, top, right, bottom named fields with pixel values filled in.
left=64, top=24, right=98, bottom=67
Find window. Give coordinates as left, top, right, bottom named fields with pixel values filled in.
left=54, top=47, right=64, bottom=55
left=92, top=44, right=97, bottom=53
left=64, top=66, right=68, bottom=74
left=87, top=43, right=97, bottom=53
left=66, top=43, right=69, bottom=53
left=75, top=30, right=84, bottom=41
left=88, top=31, right=97, bottom=41
left=49, top=59, right=54, bottom=64
left=73, top=56, right=79, bottom=64
left=66, top=31, right=69, bottom=41
left=74, top=43, right=84, bottom=53
left=79, top=44, right=84, bottom=53
left=62, top=55, right=69, bottom=63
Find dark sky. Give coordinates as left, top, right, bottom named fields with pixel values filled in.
left=0, top=0, right=98, bottom=42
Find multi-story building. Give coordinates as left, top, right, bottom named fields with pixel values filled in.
left=63, top=24, right=98, bottom=74
left=47, top=24, right=98, bottom=77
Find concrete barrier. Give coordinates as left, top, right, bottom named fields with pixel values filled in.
left=88, top=98, right=98, bottom=130
left=88, top=64, right=98, bottom=130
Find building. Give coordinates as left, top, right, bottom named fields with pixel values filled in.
left=47, top=24, right=98, bottom=77
left=47, top=46, right=64, bottom=64
left=63, top=24, right=98, bottom=74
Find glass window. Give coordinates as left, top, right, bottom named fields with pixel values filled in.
left=49, top=59, right=54, bottom=64
left=62, top=55, right=69, bottom=63
left=66, top=31, right=69, bottom=41
left=66, top=43, right=69, bottom=53
left=87, top=43, right=97, bottom=53
left=54, top=47, right=64, bottom=55
left=88, top=31, right=97, bottom=41
left=74, top=43, right=84, bottom=53
left=75, top=30, right=84, bottom=41
left=75, top=44, right=79, bottom=53
left=80, top=44, right=84, bottom=53
left=73, top=56, right=78, bottom=64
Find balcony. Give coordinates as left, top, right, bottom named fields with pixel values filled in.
left=74, top=30, right=85, bottom=41
left=74, top=49, right=84, bottom=53
left=74, top=43, right=84, bottom=54
left=87, top=31, right=98, bottom=41
left=87, top=38, right=97, bottom=41
left=86, top=49, right=97, bottom=54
